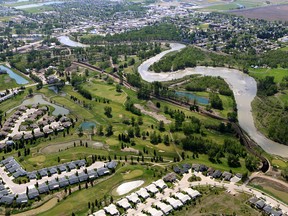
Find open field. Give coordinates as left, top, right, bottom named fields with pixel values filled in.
left=0, top=74, right=19, bottom=91
left=249, top=177, right=288, bottom=205
left=230, top=4, right=288, bottom=21
left=249, top=68, right=288, bottom=83
left=176, top=186, right=259, bottom=216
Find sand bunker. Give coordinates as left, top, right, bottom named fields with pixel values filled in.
left=116, top=180, right=144, bottom=195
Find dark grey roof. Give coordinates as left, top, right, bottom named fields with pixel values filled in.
left=0, top=194, right=15, bottom=204
left=0, top=185, right=5, bottom=191
left=199, top=164, right=208, bottom=172
left=212, top=170, right=222, bottom=178
left=74, top=159, right=86, bottom=167
left=48, top=167, right=58, bottom=175
left=1, top=157, right=13, bottom=165
left=27, top=172, right=37, bottom=180
left=68, top=175, right=79, bottom=185
left=173, top=166, right=181, bottom=174
left=78, top=172, right=88, bottom=182
left=249, top=197, right=258, bottom=204
left=38, top=169, right=48, bottom=177
left=106, top=161, right=117, bottom=169
left=57, top=165, right=67, bottom=172
left=263, top=205, right=273, bottom=214
left=38, top=184, right=49, bottom=194
left=48, top=179, right=59, bottom=190
left=97, top=167, right=109, bottom=176
left=28, top=188, right=39, bottom=199
left=271, top=210, right=282, bottom=216
left=0, top=190, right=8, bottom=196
left=13, top=169, right=27, bottom=178
left=8, top=164, right=20, bottom=173
left=59, top=177, right=69, bottom=188
left=255, top=200, right=266, bottom=209
left=67, top=162, right=76, bottom=170
left=5, top=160, right=17, bottom=169
left=87, top=170, right=98, bottom=179
left=16, top=194, right=28, bottom=204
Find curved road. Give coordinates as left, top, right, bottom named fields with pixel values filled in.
left=138, top=43, right=288, bottom=158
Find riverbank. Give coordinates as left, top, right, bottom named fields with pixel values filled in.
left=138, top=43, right=288, bottom=158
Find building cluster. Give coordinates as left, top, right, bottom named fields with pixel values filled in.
left=249, top=196, right=285, bottom=216
left=0, top=89, right=23, bottom=103
left=91, top=178, right=201, bottom=216
left=0, top=157, right=117, bottom=206
left=0, top=104, right=73, bottom=147
left=173, top=163, right=242, bottom=182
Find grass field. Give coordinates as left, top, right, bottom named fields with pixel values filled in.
left=176, top=186, right=259, bottom=216
left=249, top=68, right=288, bottom=83
left=38, top=164, right=162, bottom=216
left=0, top=74, right=19, bottom=91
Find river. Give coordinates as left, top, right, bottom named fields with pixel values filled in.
left=138, top=43, right=288, bottom=158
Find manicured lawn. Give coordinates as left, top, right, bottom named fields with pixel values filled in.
left=0, top=74, right=19, bottom=91
left=249, top=68, right=288, bottom=83
left=38, top=164, right=162, bottom=216
left=122, top=169, right=144, bottom=180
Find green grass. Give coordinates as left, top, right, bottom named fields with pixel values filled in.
left=38, top=164, right=162, bottom=216
left=249, top=68, right=288, bottom=83
left=22, top=5, right=54, bottom=13
left=0, top=74, right=19, bottom=91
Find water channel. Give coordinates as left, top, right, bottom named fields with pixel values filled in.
left=0, top=65, right=29, bottom=85
left=138, top=43, right=288, bottom=158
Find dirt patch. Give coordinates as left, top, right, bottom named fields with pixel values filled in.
left=121, top=147, right=139, bottom=154
left=229, top=4, right=288, bottom=21
left=250, top=177, right=288, bottom=193
left=14, top=197, right=58, bottom=216
left=146, top=100, right=159, bottom=112
left=134, top=104, right=171, bottom=124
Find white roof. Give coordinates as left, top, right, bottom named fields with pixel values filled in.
left=164, top=197, right=183, bottom=209
left=92, top=209, right=106, bottom=216
left=136, top=188, right=150, bottom=199
left=116, top=198, right=131, bottom=209
left=182, top=188, right=201, bottom=198
left=104, top=204, right=119, bottom=215
left=126, top=193, right=141, bottom=204
left=145, top=184, right=158, bottom=194
left=146, top=207, right=163, bottom=216
left=175, top=192, right=191, bottom=203
left=153, top=179, right=167, bottom=189
left=155, top=201, right=173, bottom=214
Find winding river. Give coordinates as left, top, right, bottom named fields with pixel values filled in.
left=138, top=43, right=288, bottom=158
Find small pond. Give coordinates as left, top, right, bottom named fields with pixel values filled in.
left=0, top=65, right=29, bottom=85
left=175, top=91, right=209, bottom=105
left=8, top=94, right=69, bottom=116
left=80, top=122, right=96, bottom=130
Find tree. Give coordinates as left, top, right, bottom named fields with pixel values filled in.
left=116, top=84, right=122, bottom=92
left=245, top=155, right=259, bottom=171
left=282, top=167, right=288, bottom=181
left=227, top=154, right=241, bottom=168
left=158, top=121, right=165, bottom=132
left=97, top=125, right=103, bottom=136
left=106, top=124, right=113, bottom=136
left=104, top=106, right=112, bottom=118
left=28, top=88, right=33, bottom=96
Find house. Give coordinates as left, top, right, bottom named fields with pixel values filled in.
left=106, top=161, right=117, bottom=169
left=235, top=173, right=242, bottom=179
left=271, top=210, right=283, bottom=216
left=212, top=170, right=222, bottom=179
left=146, top=207, right=163, bottom=216
left=207, top=167, right=215, bottom=176
left=91, top=209, right=106, bottom=216
left=155, top=201, right=173, bottom=215
left=87, top=169, right=98, bottom=179
left=68, top=174, right=79, bottom=185
left=48, top=179, right=60, bottom=190
left=145, top=184, right=158, bottom=194
left=192, top=164, right=200, bottom=171
left=0, top=190, right=9, bottom=196
left=104, top=203, right=119, bottom=216
left=27, top=187, right=39, bottom=199
left=164, top=197, right=183, bottom=209
left=58, top=165, right=67, bottom=172
left=255, top=199, right=266, bottom=209
left=163, top=173, right=177, bottom=182
left=126, top=193, right=140, bottom=204
left=16, top=193, right=28, bottom=204
left=78, top=172, right=88, bottom=182
left=0, top=194, right=15, bottom=205
left=1, top=157, right=13, bottom=165
left=67, top=162, right=76, bottom=170
left=48, top=167, right=58, bottom=175
left=199, top=164, right=208, bottom=172
left=174, top=192, right=191, bottom=204
left=182, top=164, right=191, bottom=173
left=153, top=179, right=167, bottom=190
left=27, top=172, right=37, bottom=180
left=116, top=198, right=131, bottom=210
left=248, top=197, right=258, bottom=205
left=173, top=166, right=181, bottom=174
left=97, top=167, right=109, bottom=176
left=136, top=188, right=150, bottom=199
left=263, top=205, right=273, bottom=215
left=222, top=171, right=232, bottom=181
left=59, top=177, right=69, bottom=188
left=13, top=169, right=27, bottom=178
left=38, top=169, right=48, bottom=177
left=74, top=159, right=86, bottom=167
left=0, top=184, right=5, bottom=191
left=182, top=188, right=201, bottom=199
left=38, top=183, right=49, bottom=194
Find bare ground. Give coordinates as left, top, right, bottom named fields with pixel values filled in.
left=134, top=104, right=171, bottom=124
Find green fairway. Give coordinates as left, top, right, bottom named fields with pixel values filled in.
left=249, top=68, right=288, bottom=83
